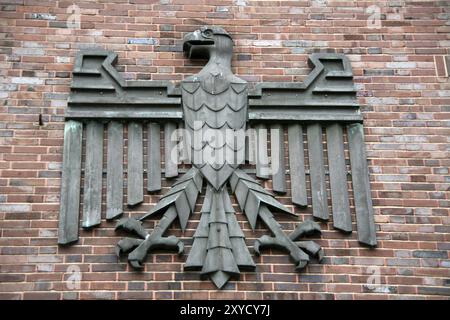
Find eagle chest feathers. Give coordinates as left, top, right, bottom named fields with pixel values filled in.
left=182, top=76, right=248, bottom=190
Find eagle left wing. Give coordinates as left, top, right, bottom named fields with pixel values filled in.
left=247, top=53, right=377, bottom=247
left=58, top=49, right=183, bottom=245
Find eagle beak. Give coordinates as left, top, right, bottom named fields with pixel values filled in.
left=183, top=30, right=214, bottom=59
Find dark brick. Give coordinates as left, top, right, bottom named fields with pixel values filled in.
left=84, top=255, right=117, bottom=263
left=91, top=264, right=127, bottom=272
left=48, top=21, right=67, bottom=28
left=363, top=285, right=397, bottom=294
left=418, top=287, right=450, bottom=296
left=160, top=24, right=174, bottom=32
left=66, top=255, right=82, bottom=263
left=299, top=275, right=327, bottom=283
left=128, top=282, right=145, bottom=291
left=237, top=54, right=251, bottom=61
left=155, top=45, right=182, bottom=52
left=367, top=48, right=382, bottom=54
left=412, top=251, right=448, bottom=259
left=401, top=183, right=435, bottom=191
left=0, top=274, right=26, bottom=282
left=23, top=292, right=60, bottom=300
left=34, top=281, right=52, bottom=291
left=364, top=69, right=394, bottom=76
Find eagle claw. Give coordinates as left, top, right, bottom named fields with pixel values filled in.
left=130, top=260, right=144, bottom=269
left=289, top=220, right=321, bottom=240
left=151, top=235, right=184, bottom=255
left=115, top=238, right=144, bottom=257
left=115, top=217, right=148, bottom=239
left=254, top=220, right=323, bottom=270
left=295, top=240, right=324, bottom=263
left=254, top=235, right=273, bottom=256
left=254, top=235, right=310, bottom=270
left=290, top=220, right=323, bottom=263
left=116, top=232, right=184, bottom=269
left=296, top=260, right=308, bottom=271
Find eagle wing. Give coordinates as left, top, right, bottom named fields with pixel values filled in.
left=58, top=49, right=185, bottom=244
left=58, top=50, right=376, bottom=248
left=247, top=53, right=377, bottom=247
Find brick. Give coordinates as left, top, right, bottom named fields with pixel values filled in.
left=62, top=292, right=78, bottom=300
left=12, top=48, right=45, bottom=56
left=30, top=13, right=56, bottom=20
left=364, top=69, right=394, bottom=76
left=363, top=285, right=397, bottom=294
left=400, top=183, right=435, bottom=191
left=0, top=274, right=26, bottom=282
left=84, top=255, right=117, bottom=263
left=11, top=77, right=44, bottom=85
left=23, top=292, right=60, bottom=300
left=0, top=293, right=22, bottom=300
left=0, top=204, right=32, bottom=212
left=80, top=291, right=115, bottom=300
left=418, top=287, right=450, bottom=296
left=117, top=291, right=152, bottom=299
left=412, top=251, right=448, bottom=259
left=128, top=282, right=145, bottom=291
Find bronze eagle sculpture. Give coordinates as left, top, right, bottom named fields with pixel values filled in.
left=115, top=27, right=322, bottom=288
left=58, top=26, right=376, bottom=289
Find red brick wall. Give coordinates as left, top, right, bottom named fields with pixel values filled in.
left=0, top=0, right=449, bottom=300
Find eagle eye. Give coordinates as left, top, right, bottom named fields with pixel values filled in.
left=202, top=29, right=213, bottom=38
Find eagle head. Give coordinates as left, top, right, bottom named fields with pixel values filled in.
left=183, top=26, right=233, bottom=59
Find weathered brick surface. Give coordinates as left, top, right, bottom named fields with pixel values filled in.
left=0, top=0, right=449, bottom=300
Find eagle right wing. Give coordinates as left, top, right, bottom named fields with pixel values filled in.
left=58, top=50, right=184, bottom=245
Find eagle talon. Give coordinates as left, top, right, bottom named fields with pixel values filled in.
left=295, top=260, right=308, bottom=271
left=254, top=234, right=310, bottom=264
left=289, top=220, right=321, bottom=241
left=317, top=248, right=324, bottom=263
left=288, top=221, right=323, bottom=265
left=115, top=246, right=121, bottom=257
left=295, top=240, right=324, bottom=263
left=152, top=235, right=185, bottom=255
left=129, top=260, right=144, bottom=269
left=115, top=217, right=148, bottom=239
left=115, top=238, right=144, bottom=257
left=127, top=239, right=151, bottom=269
left=122, top=234, right=185, bottom=269
left=254, top=235, right=276, bottom=256
left=176, top=240, right=184, bottom=255
left=254, top=239, right=261, bottom=256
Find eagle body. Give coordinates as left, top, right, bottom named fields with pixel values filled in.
left=182, top=71, right=248, bottom=190
left=179, top=59, right=255, bottom=288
